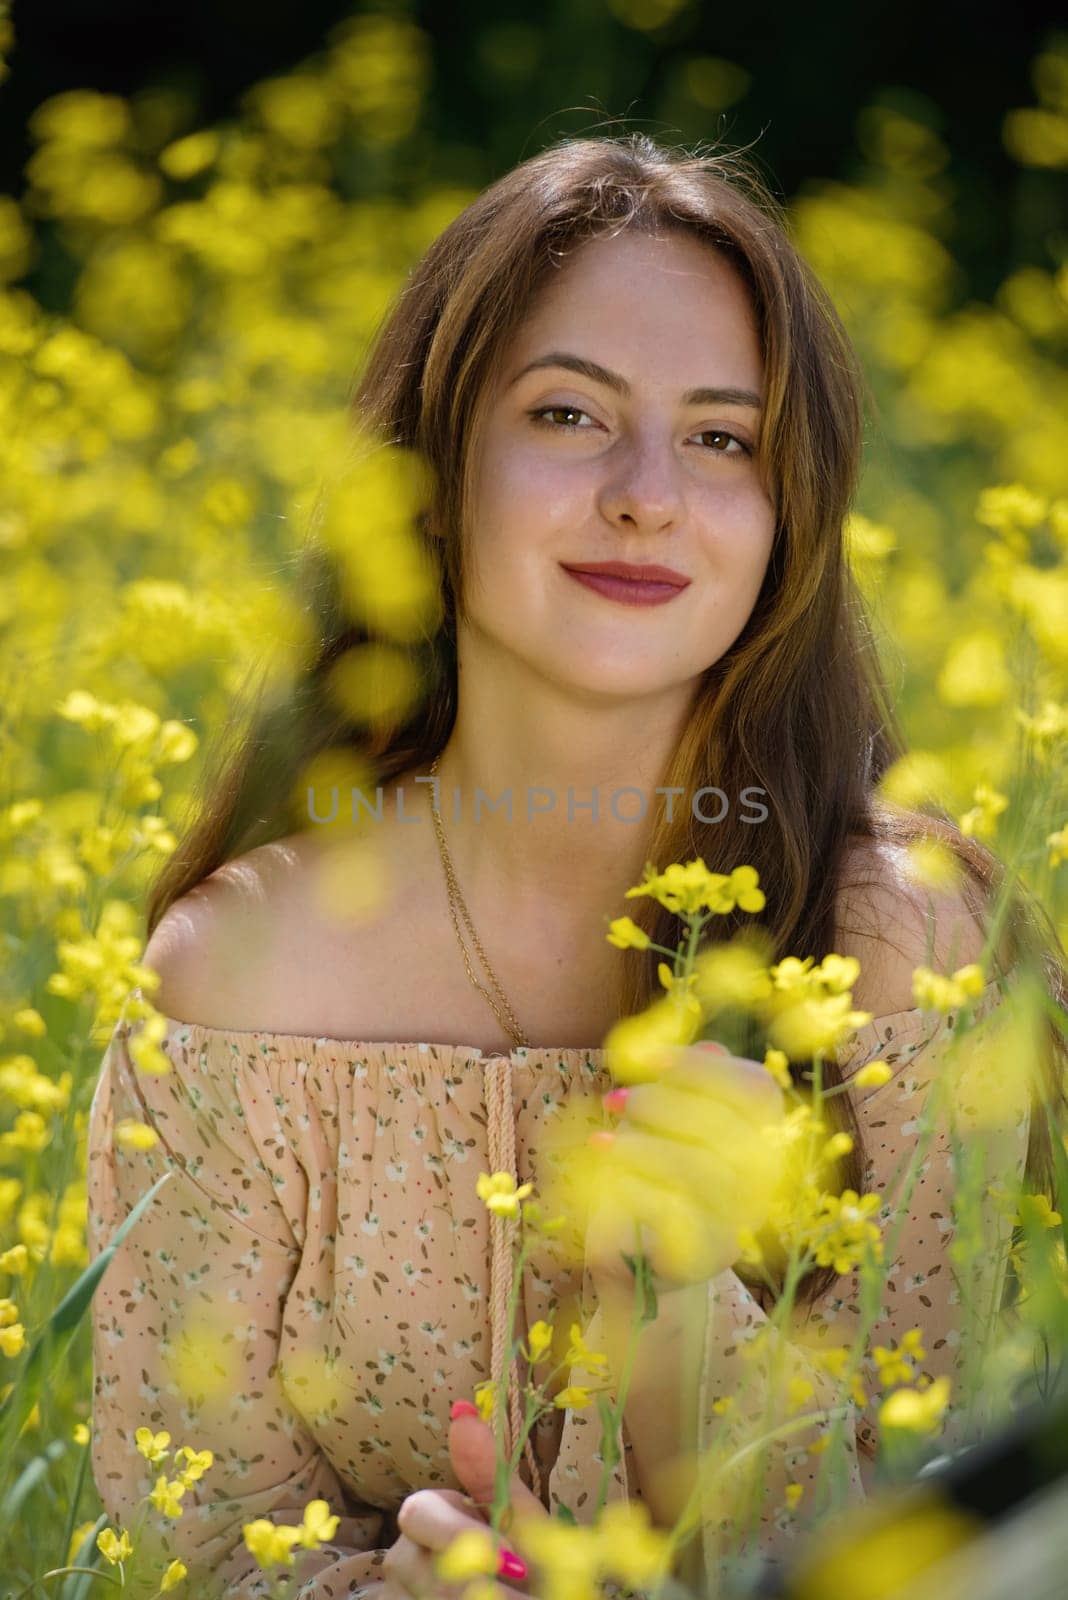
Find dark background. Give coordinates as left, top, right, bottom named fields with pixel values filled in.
left=1, top=0, right=1064, bottom=302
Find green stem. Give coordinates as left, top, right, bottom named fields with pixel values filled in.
left=9, top=1569, right=122, bottom=1600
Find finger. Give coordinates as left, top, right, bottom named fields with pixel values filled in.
left=397, top=1487, right=491, bottom=1552
left=657, top=1047, right=786, bottom=1116
left=382, top=1532, right=433, bottom=1589
left=609, top=1123, right=781, bottom=1212
left=448, top=1409, right=549, bottom=1523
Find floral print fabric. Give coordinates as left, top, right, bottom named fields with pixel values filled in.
left=86, top=978, right=1026, bottom=1597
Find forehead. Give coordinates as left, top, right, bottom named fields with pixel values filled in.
left=504, top=229, right=762, bottom=382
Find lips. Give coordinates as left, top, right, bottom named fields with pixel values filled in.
left=560, top=563, right=690, bottom=607
left=561, top=561, right=690, bottom=588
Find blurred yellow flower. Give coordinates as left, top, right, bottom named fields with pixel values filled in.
left=243, top=1518, right=304, bottom=1568
left=114, top=1118, right=160, bottom=1152
left=959, top=780, right=1010, bottom=839
left=602, top=995, right=702, bottom=1085
left=0, top=1323, right=25, bottom=1357
left=1047, top=823, right=1068, bottom=867
left=435, top=1526, right=497, bottom=1582
left=912, top=962, right=987, bottom=1011
left=880, top=1375, right=951, bottom=1432
left=852, top=1060, right=894, bottom=1089
left=160, top=1559, right=188, bottom=1591
left=763, top=1047, right=792, bottom=1091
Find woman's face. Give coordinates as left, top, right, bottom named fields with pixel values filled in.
left=462, top=228, right=777, bottom=701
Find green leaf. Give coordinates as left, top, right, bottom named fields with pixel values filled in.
left=553, top=1503, right=577, bottom=1524
left=59, top=1514, right=110, bottom=1600
left=1, top=1437, right=68, bottom=1521
left=0, top=1170, right=174, bottom=1445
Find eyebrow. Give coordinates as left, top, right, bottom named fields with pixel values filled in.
left=508, top=351, right=763, bottom=410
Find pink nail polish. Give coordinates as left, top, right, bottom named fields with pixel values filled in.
left=602, top=1086, right=630, bottom=1113
left=587, top=1130, right=616, bottom=1149
left=497, top=1548, right=528, bottom=1581
left=696, top=1040, right=728, bottom=1054
left=449, top=1399, right=479, bottom=1420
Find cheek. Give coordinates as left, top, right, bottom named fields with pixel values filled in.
left=699, top=480, right=776, bottom=565
left=472, top=453, right=585, bottom=567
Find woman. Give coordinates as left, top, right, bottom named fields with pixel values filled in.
left=86, top=132, right=1066, bottom=1599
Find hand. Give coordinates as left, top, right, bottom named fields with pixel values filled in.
left=381, top=1402, right=548, bottom=1600
left=587, top=1039, right=786, bottom=1291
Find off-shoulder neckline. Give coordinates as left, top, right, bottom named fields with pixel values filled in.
left=129, top=979, right=1005, bottom=1064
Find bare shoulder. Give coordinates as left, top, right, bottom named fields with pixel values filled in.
left=834, top=834, right=991, bottom=1017
left=141, top=830, right=360, bottom=1029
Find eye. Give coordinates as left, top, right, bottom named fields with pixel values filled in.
left=695, top=429, right=753, bottom=457
left=528, top=405, right=596, bottom=430
left=529, top=407, right=753, bottom=457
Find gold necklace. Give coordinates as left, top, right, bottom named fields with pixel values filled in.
left=428, top=756, right=530, bottom=1050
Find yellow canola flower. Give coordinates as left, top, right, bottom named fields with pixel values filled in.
left=0, top=1297, right=18, bottom=1326
left=880, top=1375, right=951, bottom=1433
left=553, top=1385, right=592, bottom=1410
left=473, top=1379, right=495, bottom=1424
left=475, top=1171, right=533, bottom=1219
left=73, top=1421, right=90, bottom=1445
left=243, top=1498, right=340, bottom=1567
left=135, top=1426, right=171, bottom=1464
left=97, top=1525, right=134, bottom=1565
left=625, top=859, right=765, bottom=917
left=604, top=915, right=650, bottom=950
left=149, top=1475, right=187, bottom=1518
left=160, top=1560, right=188, bottom=1591
left=174, top=1444, right=214, bottom=1483
left=564, top=1323, right=608, bottom=1375
left=526, top=1319, right=553, bottom=1364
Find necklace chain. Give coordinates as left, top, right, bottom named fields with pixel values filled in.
left=428, top=757, right=530, bottom=1050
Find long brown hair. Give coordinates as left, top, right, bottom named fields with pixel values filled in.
left=145, top=132, right=1067, bottom=1308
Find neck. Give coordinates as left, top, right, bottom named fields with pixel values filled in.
left=426, top=692, right=697, bottom=930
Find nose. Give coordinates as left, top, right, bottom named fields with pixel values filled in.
left=597, top=435, right=685, bottom=535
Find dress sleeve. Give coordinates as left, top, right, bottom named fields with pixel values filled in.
left=548, top=991, right=1032, bottom=1582
left=86, top=1007, right=391, bottom=1600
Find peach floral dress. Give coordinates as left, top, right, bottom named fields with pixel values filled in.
left=86, top=978, right=1028, bottom=1599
